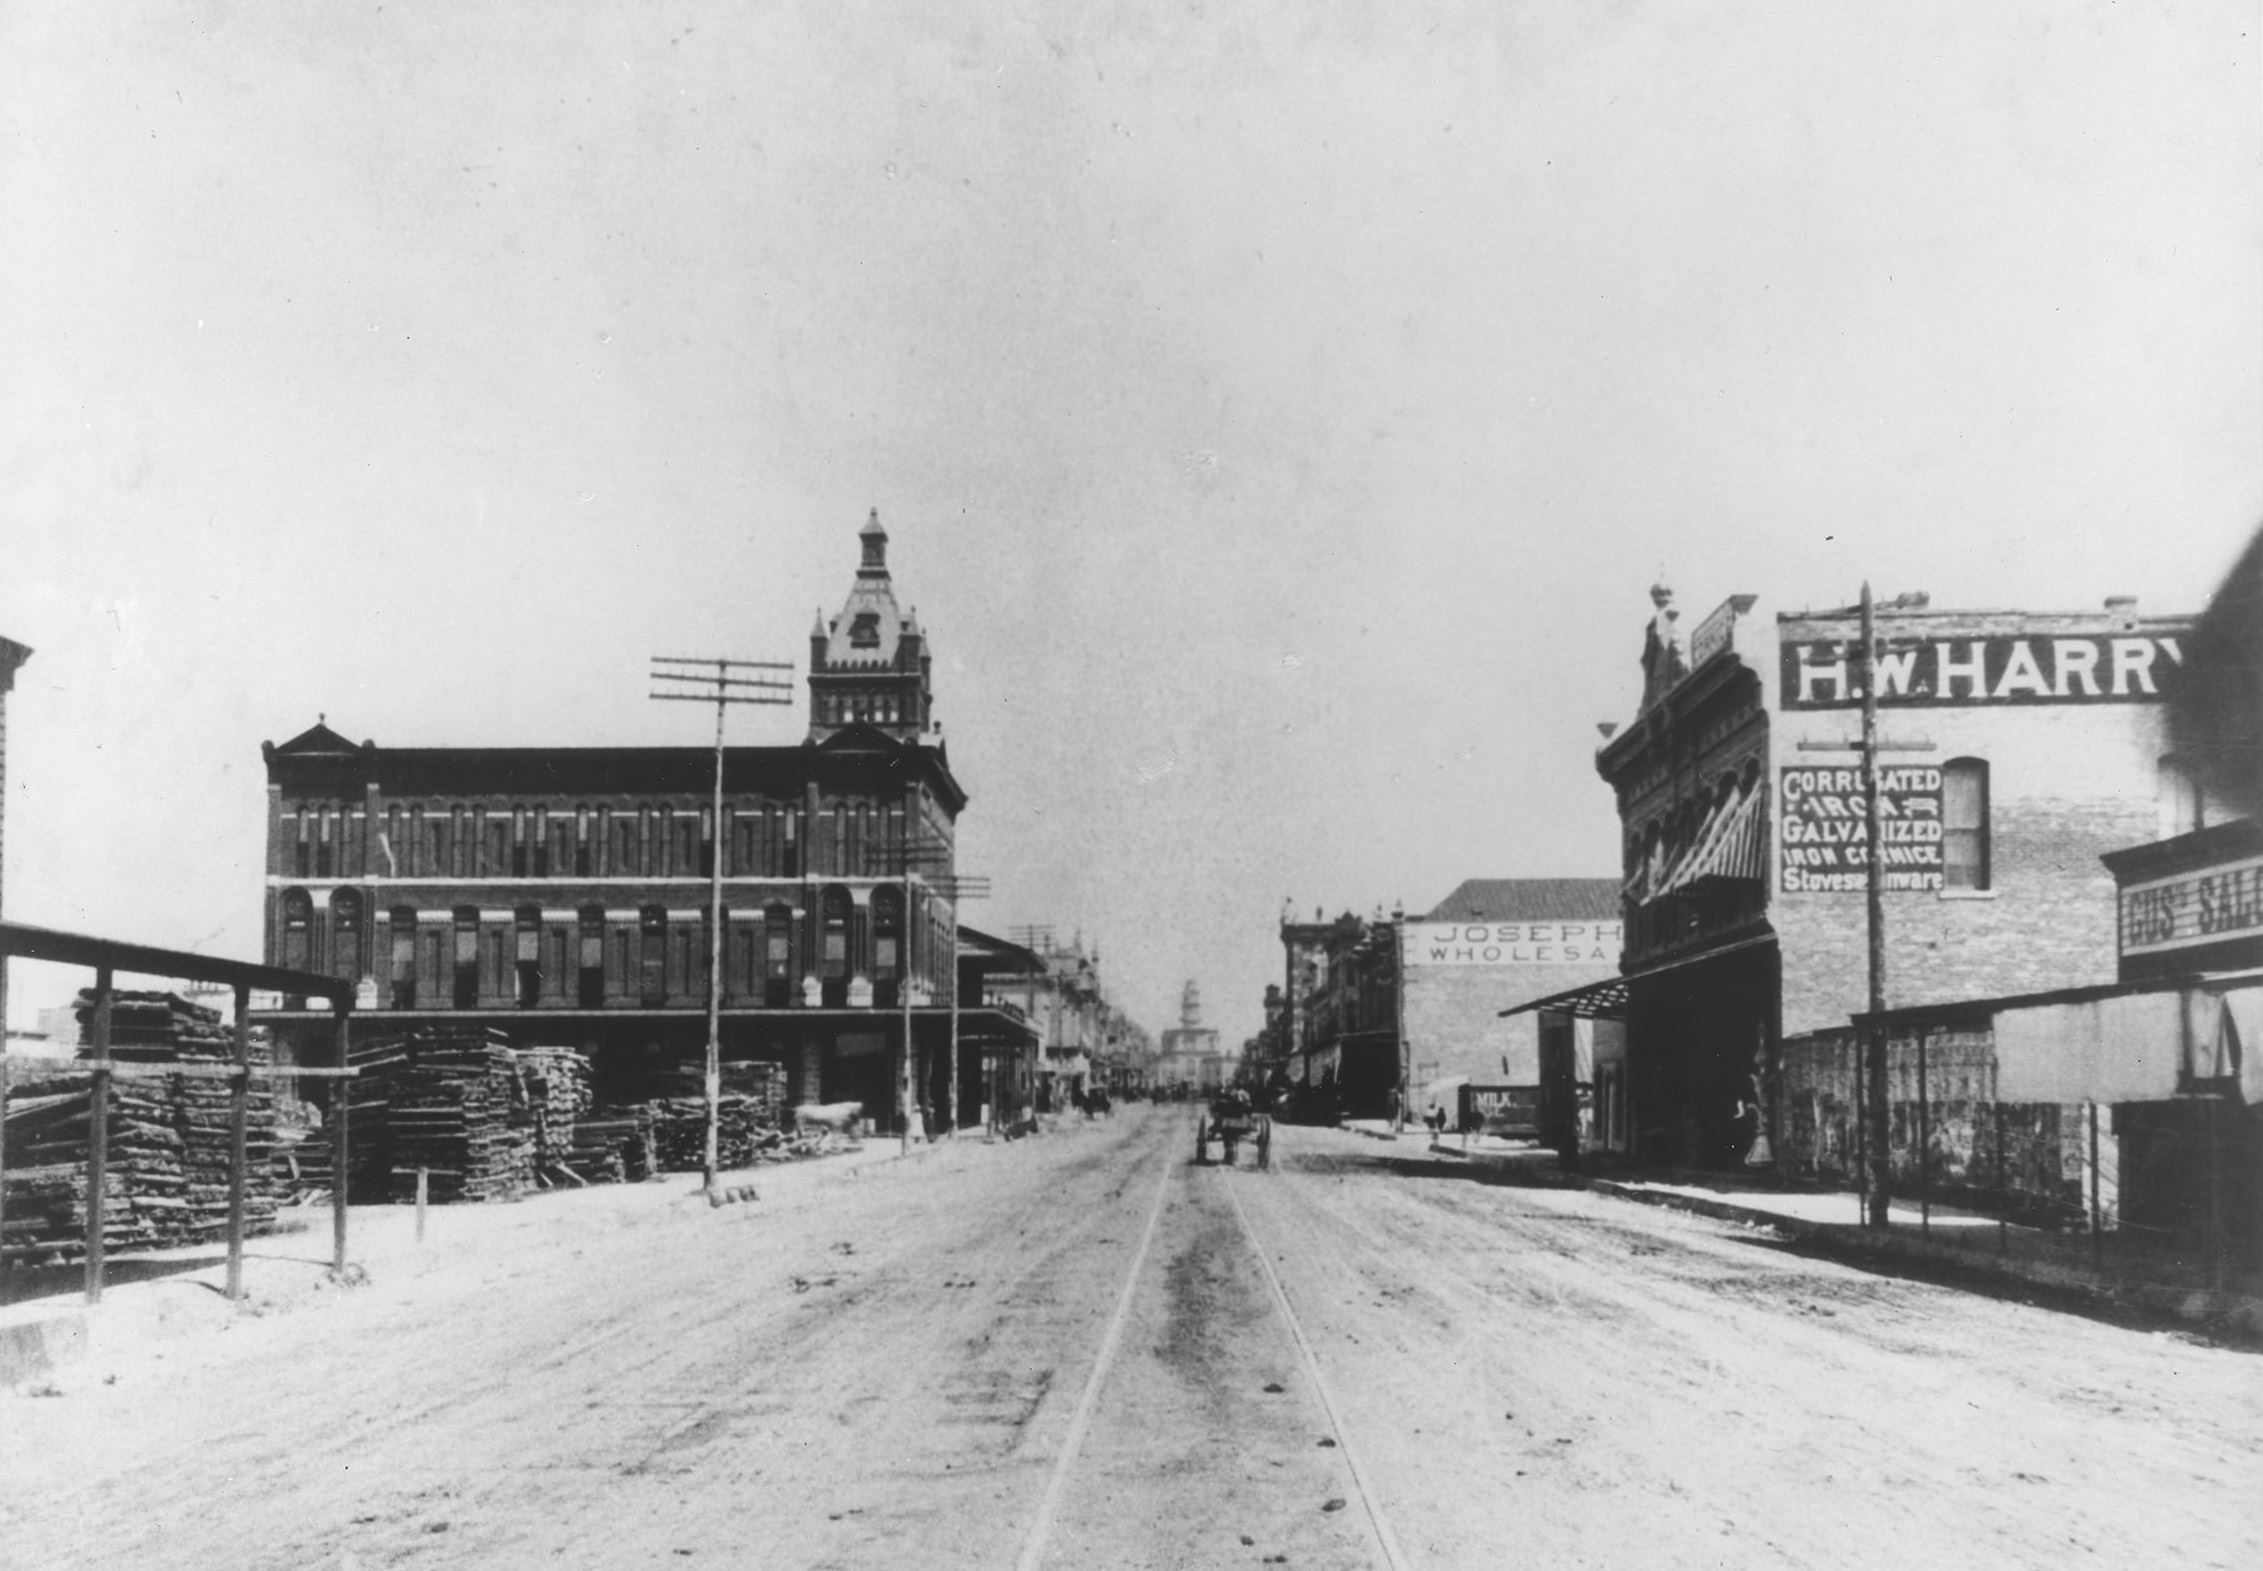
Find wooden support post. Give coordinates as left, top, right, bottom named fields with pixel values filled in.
left=945, top=927, right=959, bottom=1138
left=1995, top=1099, right=2008, bottom=1255
left=416, top=1166, right=428, bottom=1244
left=1917, top=1027, right=1930, bottom=1234
left=85, top=967, right=113, bottom=1305
left=332, top=1005, right=350, bottom=1276
left=0, top=1049, right=10, bottom=1276
left=226, top=982, right=252, bottom=1302
left=1860, top=584, right=1891, bottom=1230
left=2088, top=1099, right=2102, bottom=1262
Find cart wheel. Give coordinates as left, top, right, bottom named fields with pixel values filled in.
left=1256, top=1117, right=1272, bottom=1170
left=1194, top=1115, right=1210, bottom=1165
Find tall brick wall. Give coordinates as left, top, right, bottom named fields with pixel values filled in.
left=1402, top=958, right=1618, bottom=1085
left=1775, top=698, right=2170, bottom=1036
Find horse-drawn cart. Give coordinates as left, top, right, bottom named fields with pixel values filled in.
left=1193, top=1089, right=1271, bottom=1169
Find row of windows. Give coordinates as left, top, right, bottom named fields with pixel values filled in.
left=282, top=801, right=946, bottom=882
left=815, top=690, right=912, bottom=727
left=277, top=886, right=940, bottom=1011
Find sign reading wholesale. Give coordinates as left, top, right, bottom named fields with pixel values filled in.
left=2120, top=856, right=2263, bottom=957
left=1405, top=923, right=1622, bottom=966
left=1781, top=634, right=2181, bottom=709
left=1779, top=766, right=1943, bottom=893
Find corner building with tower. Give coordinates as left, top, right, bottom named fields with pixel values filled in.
left=252, top=513, right=1028, bottom=1128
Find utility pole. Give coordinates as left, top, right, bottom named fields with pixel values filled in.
left=889, top=843, right=987, bottom=1149
left=651, top=655, right=793, bottom=1194
left=1392, top=902, right=1409, bottom=1135
left=1859, top=585, right=1891, bottom=1229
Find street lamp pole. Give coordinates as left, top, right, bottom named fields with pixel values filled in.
left=651, top=655, right=793, bottom=1194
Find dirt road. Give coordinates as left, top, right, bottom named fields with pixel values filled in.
left=3, top=1108, right=2256, bottom=1569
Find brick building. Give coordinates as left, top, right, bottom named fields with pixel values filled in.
left=251, top=515, right=1032, bottom=1129
left=1541, top=583, right=2196, bottom=1170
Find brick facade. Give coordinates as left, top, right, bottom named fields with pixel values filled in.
left=248, top=523, right=1019, bottom=1130
left=1596, top=588, right=2194, bottom=1169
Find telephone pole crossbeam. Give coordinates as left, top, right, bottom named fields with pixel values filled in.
left=649, top=655, right=794, bottom=1196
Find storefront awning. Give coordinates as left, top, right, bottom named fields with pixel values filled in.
left=1499, top=931, right=1777, bottom=1020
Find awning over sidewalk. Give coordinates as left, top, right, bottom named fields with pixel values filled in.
left=1499, top=932, right=1777, bottom=1020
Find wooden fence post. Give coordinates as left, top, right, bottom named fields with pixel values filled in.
left=332, top=1005, right=351, bottom=1276
left=84, top=968, right=113, bottom=1305
left=226, top=983, right=252, bottom=1302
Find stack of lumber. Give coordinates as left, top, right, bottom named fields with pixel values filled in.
left=372, top=1028, right=532, bottom=1204
left=0, top=991, right=288, bottom=1261
left=1, top=1074, right=184, bottom=1260
left=518, top=1045, right=593, bottom=1171
left=570, top=1106, right=656, bottom=1183
left=648, top=1095, right=769, bottom=1171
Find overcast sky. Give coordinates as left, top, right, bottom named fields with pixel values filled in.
left=4, top=2, right=2259, bottom=1043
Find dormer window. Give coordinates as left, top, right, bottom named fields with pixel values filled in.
left=849, top=612, right=881, bottom=648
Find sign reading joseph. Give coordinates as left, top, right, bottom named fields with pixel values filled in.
left=1779, top=765, right=1943, bottom=893
left=1405, top=923, right=1622, bottom=967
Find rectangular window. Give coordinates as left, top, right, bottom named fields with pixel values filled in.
left=1943, top=760, right=1990, bottom=891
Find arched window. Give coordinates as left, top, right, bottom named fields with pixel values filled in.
left=281, top=889, right=314, bottom=972
left=2158, top=756, right=2205, bottom=840
left=331, top=889, right=363, bottom=982
left=390, top=906, right=418, bottom=1009
left=1942, top=758, right=1991, bottom=891
left=819, top=886, right=852, bottom=1006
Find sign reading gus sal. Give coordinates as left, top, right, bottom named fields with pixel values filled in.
left=1405, top=922, right=1623, bottom=967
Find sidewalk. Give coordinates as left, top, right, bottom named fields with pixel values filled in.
left=0, top=1130, right=962, bottom=1388
left=1446, top=1139, right=2263, bottom=1341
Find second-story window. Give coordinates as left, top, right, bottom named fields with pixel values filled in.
left=640, top=907, right=668, bottom=1005
left=331, top=888, right=362, bottom=981
left=579, top=906, right=606, bottom=1008
left=1943, top=758, right=1991, bottom=891
left=516, top=905, right=542, bottom=1007
left=453, top=907, right=480, bottom=1009
left=765, top=902, right=794, bottom=1007
left=390, top=906, right=417, bottom=1009
left=281, top=889, right=313, bottom=972
left=576, top=808, right=594, bottom=877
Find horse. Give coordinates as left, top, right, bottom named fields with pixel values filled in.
left=791, top=1100, right=864, bottom=1139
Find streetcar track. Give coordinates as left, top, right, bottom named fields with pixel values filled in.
left=1013, top=1117, right=1179, bottom=1571
left=1219, top=1156, right=1415, bottom=1571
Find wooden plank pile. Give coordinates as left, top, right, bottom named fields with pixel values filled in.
left=370, top=1027, right=533, bottom=1204
left=0, top=991, right=285, bottom=1262
left=518, top=1045, right=594, bottom=1173
left=567, top=1107, right=654, bottom=1185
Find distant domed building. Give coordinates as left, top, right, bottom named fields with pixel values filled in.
left=1157, top=980, right=1227, bottom=1092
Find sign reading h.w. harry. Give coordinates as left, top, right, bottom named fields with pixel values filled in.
left=1782, top=633, right=2182, bottom=709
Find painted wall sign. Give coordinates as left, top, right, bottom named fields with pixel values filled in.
left=1778, top=765, right=1943, bottom=893
left=1405, top=922, right=1622, bottom=966
left=1781, top=634, right=2182, bottom=709
left=2119, top=855, right=2263, bottom=957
